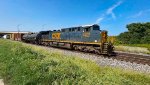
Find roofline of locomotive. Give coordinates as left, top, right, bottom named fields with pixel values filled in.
left=60, top=24, right=99, bottom=30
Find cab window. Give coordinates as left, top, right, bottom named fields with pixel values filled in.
left=61, top=29, right=65, bottom=32
left=77, top=27, right=81, bottom=31
left=93, top=25, right=100, bottom=30
left=72, top=28, right=75, bottom=31
left=84, top=27, right=91, bottom=32
left=69, top=28, right=71, bottom=32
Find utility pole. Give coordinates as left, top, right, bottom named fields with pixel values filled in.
left=17, top=24, right=22, bottom=41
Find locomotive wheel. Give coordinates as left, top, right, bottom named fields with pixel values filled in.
left=74, top=46, right=78, bottom=50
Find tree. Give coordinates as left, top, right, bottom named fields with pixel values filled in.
left=117, top=32, right=131, bottom=44
left=117, top=22, right=150, bottom=44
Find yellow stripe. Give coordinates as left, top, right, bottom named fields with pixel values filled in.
left=41, top=39, right=102, bottom=45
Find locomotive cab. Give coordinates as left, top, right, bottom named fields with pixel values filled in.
left=100, top=30, right=114, bottom=55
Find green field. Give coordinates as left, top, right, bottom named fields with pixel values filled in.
left=0, top=39, right=150, bottom=85
left=108, top=36, right=150, bottom=54
left=123, top=44, right=150, bottom=51
left=115, top=44, right=150, bottom=54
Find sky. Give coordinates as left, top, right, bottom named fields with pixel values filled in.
left=0, top=0, right=150, bottom=35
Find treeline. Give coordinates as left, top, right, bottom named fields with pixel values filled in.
left=117, top=22, right=150, bottom=44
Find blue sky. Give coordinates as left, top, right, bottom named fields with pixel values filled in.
left=0, top=0, right=150, bottom=35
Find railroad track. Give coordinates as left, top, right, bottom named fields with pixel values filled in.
left=25, top=42, right=150, bottom=66
left=113, top=52, right=150, bottom=65
left=44, top=44, right=150, bottom=65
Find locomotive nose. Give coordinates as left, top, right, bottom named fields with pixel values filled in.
left=101, top=30, right=107, bottom=43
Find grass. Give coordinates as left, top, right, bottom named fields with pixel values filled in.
left=108, top=37, right=150, bottom=54
left=0, top=39, right=150, bottom=85
left=115, top=44, right=150, bottom=54
left=124, top=44, right=150, bottom=51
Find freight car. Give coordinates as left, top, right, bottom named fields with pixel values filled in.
left=22, top=24, right=114, bottom=55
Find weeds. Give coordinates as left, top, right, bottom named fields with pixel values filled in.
left=115, top=44, right=150, bottom=54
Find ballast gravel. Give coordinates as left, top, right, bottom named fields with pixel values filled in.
left=38, top=45, right=150, bottom=74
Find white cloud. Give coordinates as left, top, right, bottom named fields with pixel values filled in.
left=106, top=1, right=123, bottom=19
left=134, top=11, right=143, bottom=17
left=129, top=9, right=150, bottom=18
left=95, top=16, right=104, bottom=24
left=129, top=11, right=143, bottom=18
left=95, top=1, right=123, bottom=24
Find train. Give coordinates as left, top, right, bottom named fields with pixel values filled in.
left=22, top=24, right=114, bottom=55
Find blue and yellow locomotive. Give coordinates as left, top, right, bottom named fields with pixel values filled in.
left=23, top=24, right=114, bottom=55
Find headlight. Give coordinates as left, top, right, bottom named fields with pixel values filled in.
left=95, top=40, right=97, bottom=42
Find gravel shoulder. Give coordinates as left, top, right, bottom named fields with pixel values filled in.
left=34, top=45, right=150, bottom=74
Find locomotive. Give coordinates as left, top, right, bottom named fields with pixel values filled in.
left=22, top=24, right=114, bottom=55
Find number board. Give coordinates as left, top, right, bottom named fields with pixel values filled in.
left=83, top=32, right=90, bottom=37
left=52, top=33, right=61, bottom=39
